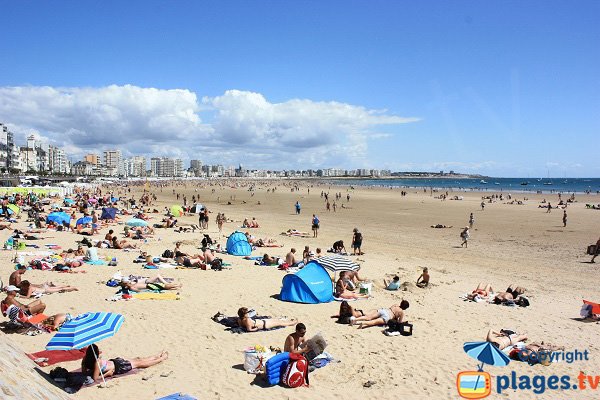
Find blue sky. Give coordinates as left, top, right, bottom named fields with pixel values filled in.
left=0, top=1, right=598, bottom=177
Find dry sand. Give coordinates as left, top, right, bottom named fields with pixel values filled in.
left=2, top=181, right=599, bottom=399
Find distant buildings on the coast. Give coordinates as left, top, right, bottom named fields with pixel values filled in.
left=0, top=122, right=463, bottom=178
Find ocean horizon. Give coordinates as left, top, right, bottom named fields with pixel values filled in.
left=323, top=177, right=600, bottom=194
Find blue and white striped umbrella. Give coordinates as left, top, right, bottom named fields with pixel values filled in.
left=314, top=255, right=360, bottom=273
left=46, top=312, right=124, bottom=351
left=463, top=341, right=511, bottom=367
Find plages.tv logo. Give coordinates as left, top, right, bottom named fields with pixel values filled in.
left=457, top=370, right=492, bottom=399
left=458, top=341, right=511, bottom=399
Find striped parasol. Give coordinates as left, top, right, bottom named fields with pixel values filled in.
left=314, top=255, right=360, bottom=273
left=46, top=312, right=124, bottom=351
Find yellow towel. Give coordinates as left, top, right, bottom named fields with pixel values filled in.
left=133, top=292, right=179, bottom=300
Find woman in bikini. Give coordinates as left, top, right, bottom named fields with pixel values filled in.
left=335, top=271, right=370, bottom=300
left=331, top=300, right=365, bottom=324
left=236, top=307, right=297, bottom=332
left=19, top=280, right=78, bottom=298
left=467, top=283, right=493, bottom=301
left=486, top=329, right=528, bottom=350
left=81, top=344, right=168, bottom=382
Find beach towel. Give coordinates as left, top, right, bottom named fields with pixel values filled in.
left=156, top=394, right=198, bottom=400
left=27, top=348, right=86, bottom=366
left=133, top=292, right=179, bottom=300
left=144, top=262, right=177, bottom=269
left=85, top=260, right=106, bottom=265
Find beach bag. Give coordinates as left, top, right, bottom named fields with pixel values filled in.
left=282, top=353, right=309, bottom=388
left=162, top=249, right=174, bottom=258
left=387, top=321, right=413, bottom=336
left=358, top=282, right=372, bottom=295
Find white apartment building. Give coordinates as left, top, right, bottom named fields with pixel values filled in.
left=150, top=157, right=184, bottom=177
left=128, top=156, right=147, bottom=177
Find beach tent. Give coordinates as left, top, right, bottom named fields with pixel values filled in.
left=279, top=261, right=334, bottom=304
left=100, top=207, right=118, bottom=220
left=170, top=205, right=184, bottom=217
left=226, top=231, right=252, bottom=256
left=46, top=211, right=71, bottom=225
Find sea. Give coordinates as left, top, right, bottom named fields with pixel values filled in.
left=323, top=177, right=600, bottom=194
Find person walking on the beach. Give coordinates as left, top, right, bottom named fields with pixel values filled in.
left=295, top=201, right=301, bottom=215
left=546, top=203, right=552, bottom=213
left=562, top=210, right=567, bottom=227
left=352, top=228, right=363, bottom=255
left=312, top=214, right=320, bottom=238
left=591, top=237, right=600, bottom=263
left=460, top=227, right=470, bottom=248
left=480, top=201, right=485, bottom=211
left=468, top=213, right=475, bottom=229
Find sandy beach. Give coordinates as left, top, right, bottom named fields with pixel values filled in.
left=2, top=181, right=599, bottom=400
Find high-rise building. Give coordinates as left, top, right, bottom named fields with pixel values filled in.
left=150, top=157, right=184, bottom=177
left=103, top=150, right=121, bottom=169
left=129, top=156, right=147, bottom=177
left=48, top=145, right=69, bottom=174
left=84, top=154, right=100, bottom=166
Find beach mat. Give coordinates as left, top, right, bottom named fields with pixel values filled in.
left=27, top=348, right=86, bottom=366
left=133, top=292, right=180, bottom=300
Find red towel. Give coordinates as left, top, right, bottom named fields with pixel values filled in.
left=27, top=348, right=87, bottom=366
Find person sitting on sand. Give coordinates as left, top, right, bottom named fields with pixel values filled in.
left=331, top=300, right=365, bottom=324
left=18, top=280, right=78, bottom=298
left=591, top=236, right=600, bottom=263
left=81, top=344, right=168, bottom=382
left=285, top=248, right=302, bottom=268
left=174, top=242, right=188, bottom=258
left=2, top=285, right=46, bottom=315
left=284, top=323, right=312, bottom=355
left=416, top=267, right=430, bottom=288
left=2, top=287, right=72, bottom=330
left=486, top=329, right=528, bottom=350
left=236, top=307, right=297, bottom=332
left=74, top=245, right=86, bottom=257
left=9, top=264, right=55, bottom=289
left=335, top=271, right=370, bottom=299
left=384, top=275, right=401, bottom=291
left=467, top=283, right=494, bottom=301
left=350, top=300, right=410, bottom=329
left=120, top=275, right=181, bottom=292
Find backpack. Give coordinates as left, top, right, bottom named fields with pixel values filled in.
left=281, top=353, right=309, bottom=388
left=211, top=258, right=223, bottom=271
left=162, top=249, right=174, bottom=258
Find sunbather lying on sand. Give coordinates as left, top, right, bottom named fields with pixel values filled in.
left=350, top=300, right=410, bottom=329
left=467, top=283, right=494, bottom=301
left=431, top=224, right=453, bottom=228
left=331, top=300, right=365, bottom=324
left=82, top=344, right=168, bottom=381
left=18, top=280, right=78, bottom=298
left=281, top=229, right=310, bottom=237
left=176, top=255, right=205, bottom=268
left=120, top=275, right=181, bottom=291
left=486, top=329, right=528, bottom=350
left=237, top=307, right=297, bottom=332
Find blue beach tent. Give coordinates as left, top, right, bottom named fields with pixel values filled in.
left=279, top=261, right=334, bottom=304
left=100, top=207, right=118, bottom=220
left=46, top=211, right=71, bottom=225
left=226, top=231, right=252, bottom=256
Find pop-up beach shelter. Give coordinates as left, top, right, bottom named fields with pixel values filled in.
left=100, top=207, right=117, bottom=220
left=279, top=261, right=334, bottom=304
left=46, top=211, right=71, bottom=225
left=226, top=231, right=252, bottom=256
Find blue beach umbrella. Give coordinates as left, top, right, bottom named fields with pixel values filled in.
left=46, top=312, right=124, bottom=385
left=64, top=198, right=75, bottom=205
left=464, top=341, right=511, bottom=368
left=126, top=218, right=148, bottom=227
left=46, top=211, right=71, bottom=225
left=76, top=216, right=93, bottom=226
left=464, top=341, right=511, bottom=391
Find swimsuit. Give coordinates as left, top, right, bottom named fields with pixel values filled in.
left=377, top=308, right=393, bottom=323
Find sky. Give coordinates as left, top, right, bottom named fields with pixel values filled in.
left=0, top=1, right=598, bottom=177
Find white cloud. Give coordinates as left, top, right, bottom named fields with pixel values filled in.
left=0, top=85, right=419, bottom=168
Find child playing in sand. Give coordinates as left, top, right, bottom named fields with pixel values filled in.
left=417, top=267, right=429, bottom=288
left=384, top=276, right=400, bottom=290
